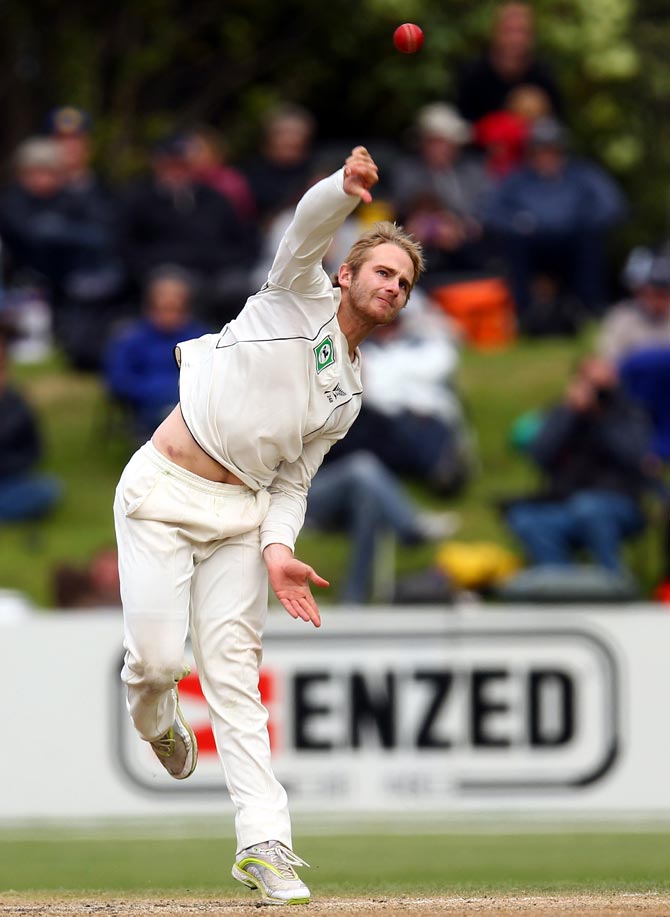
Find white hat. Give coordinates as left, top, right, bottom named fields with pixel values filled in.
left=416, top=103, right=471, bottom=144
left=14, top=137, right=63, bottom=170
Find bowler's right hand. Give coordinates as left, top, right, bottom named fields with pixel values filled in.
left=343, top=146, right=379, bottom=204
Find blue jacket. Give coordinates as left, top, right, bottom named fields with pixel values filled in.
left=104, top=318, right=209, bottom=421
left=484, top=158, right=626, bottom=235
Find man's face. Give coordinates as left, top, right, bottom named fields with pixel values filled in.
left=339, top=243, right=414, bottom=327
left=528, top=144, right=565, bottom=177
left=18, top=164, right=63, bottom=198
left=152, top=154, right=192, bottom=189
left=56, top=133, right=91, bottom=174
left=147, top=279, right=191, bottom=332
left=420, top=134, right=460, bottom=170
left=639, top=283, right=670, bottom=317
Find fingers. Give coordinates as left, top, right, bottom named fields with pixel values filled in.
left=343, top=145, right=379, bottom=204
left=280, top=595, right=321, bottom=628
left=307, top=568, right=330, bottom=589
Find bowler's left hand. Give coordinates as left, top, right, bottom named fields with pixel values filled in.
left=263, top=543, right=329, bottom=627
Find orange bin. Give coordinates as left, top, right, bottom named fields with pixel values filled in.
left=430, top=276, right=517, bottom=348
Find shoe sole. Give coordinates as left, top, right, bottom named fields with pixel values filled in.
left=231, top=864, right=310, bottom=905
left=174, top=703, right=198, bottom=780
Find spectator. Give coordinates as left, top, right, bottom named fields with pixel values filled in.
left=184, top=124, right=257, bottom=222
left=120, top=133, right=257, bottom=326
left=304, top=451, right=459, bottom=604
left=503, top=356, right=651, bottom=573
left=330, top=294, right=475, bottom=496
left=0, top=314, right=62, bottom=523
left=392, top=102, right=494, bottom=283
left=473, top=85, right=552, bottom=181
left=506, top=83, right=553, bottom=124
left=0, top=138, right=96, bottom=298
left=45, top=105, right=125, bottom=304
left=484, top=117, right=627, bottom=333
left=243, top=103, right=316, bottom=225
left=456, top=2, right=563, bottom=124
left=104, top=266, right=209, bottom=440
left=473, top=109, right=529, bottom=180
left=598, top=250, right=670, bottom=364
left=0, top=136, right=127, bottom=370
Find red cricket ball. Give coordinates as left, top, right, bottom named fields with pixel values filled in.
left=393, top=23, right=424, bottom=54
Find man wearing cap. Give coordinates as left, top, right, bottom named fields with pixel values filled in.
left=597, top=250, right=670, bottom=365
left=47, top=107, right=94, bottom=190
left=484, top=116, right=626, bottom=332
left=391, top=102, right=493, bottom=281
left=47, top=105, right=123, bottom=292
left=0, top=137, right=78, bottom=291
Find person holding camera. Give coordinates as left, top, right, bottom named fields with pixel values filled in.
left=503, top=355, right=652, bottom=572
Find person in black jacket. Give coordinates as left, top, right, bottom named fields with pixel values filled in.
left=504, top=355, right=652, bottom=571
left=456, top=2, right=563, bottom=124
left=120, top=134, right=259, bottom=327
left=0, top=317, right=62, bottom=523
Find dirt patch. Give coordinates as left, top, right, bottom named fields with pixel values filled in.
left=3, top=895, right=670, bottom=916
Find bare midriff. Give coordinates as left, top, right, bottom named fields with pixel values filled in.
left=152, top=405, right=245, bottom=485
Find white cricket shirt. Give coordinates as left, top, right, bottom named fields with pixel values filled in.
left=176, top=168, right=364, bottom=552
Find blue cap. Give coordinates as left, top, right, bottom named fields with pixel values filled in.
left=47, top=106, right=92, bottom=136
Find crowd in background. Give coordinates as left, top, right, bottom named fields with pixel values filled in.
left=2, top=1, right=670, bottom=608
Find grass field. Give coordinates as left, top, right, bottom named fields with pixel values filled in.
left=9, top=325, right=657, bottom=610
left=2, top=827, right=670, bottom=896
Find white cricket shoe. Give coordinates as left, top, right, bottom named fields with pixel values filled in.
left=232, top=840, right=311, bottom=905
left=149, top=689, right=198, bottom=779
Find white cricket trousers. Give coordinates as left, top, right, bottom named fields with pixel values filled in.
left=113, top=441, right=291, bottom=852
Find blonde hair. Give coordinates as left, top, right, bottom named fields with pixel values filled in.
left=335, top=221, right=425, bottom=292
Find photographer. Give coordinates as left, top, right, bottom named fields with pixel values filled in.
left=503, top=355, right=652, bottom=572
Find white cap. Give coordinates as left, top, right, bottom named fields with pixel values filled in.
left=416, top=103, right=471, bottom=144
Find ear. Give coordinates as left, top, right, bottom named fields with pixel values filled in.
left=338, top=262, right=353, bottom=290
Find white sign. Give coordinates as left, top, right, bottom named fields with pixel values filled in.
left=3, top=607, right=670, bottom=819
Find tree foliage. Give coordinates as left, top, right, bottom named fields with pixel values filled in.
left=0, top=0, right=667, bottom=239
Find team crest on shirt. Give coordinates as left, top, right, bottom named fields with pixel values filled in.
left=314, top=335, right=335, bottom=373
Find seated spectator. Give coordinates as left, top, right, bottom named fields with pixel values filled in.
left=503, top=356, right=652, bottom=574
left=484, top=117, right=627, bottom=333
left=0, top=138, right=114, bottom=306
left=473, top=83, right=553, bottom=181
left=184, top=124, right=257, bottom=222
left=473, top=109, right=529, bottom=180
left=103, top=266, right=209, bottom=440
left=53, top=546, right=121, bottom=609
left=456, top=2, right=563, bottom=124
left=392, top=103, right=494, bottom=284
left=330, top=294, right=475, bottom=496
left=505, top=83, right=553, bottom=125
left=120, top=133, right=257, bottom=326
left=243, top=103, right=316, bottom=225
left=0, top=135, right=125, bottom=370
left=598, top=250, right=670, bottom=364
left=0, top=314, right=62, bottom=523
left=45, top=105, right=125, bottom=305
left=304, top=451, right=459, bottom=604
